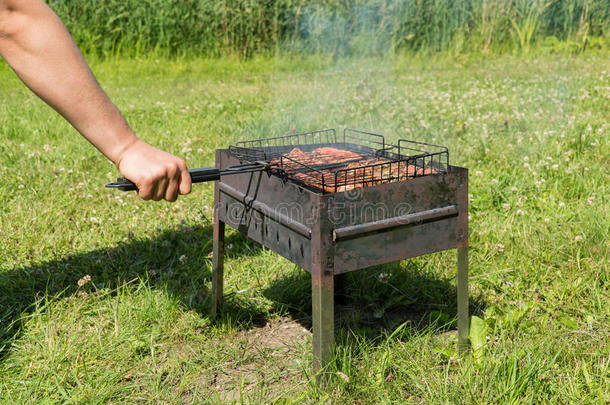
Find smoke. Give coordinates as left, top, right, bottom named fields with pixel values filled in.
left=286, top=0, right=406, bottom=59
left=243, top=1, right=412, bottom=145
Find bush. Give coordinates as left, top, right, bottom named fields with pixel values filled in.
left=47, top=0, right=610, bottom=57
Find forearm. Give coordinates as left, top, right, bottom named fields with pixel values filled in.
left=0, top=0, right=136, bottom=164
left=0, top=0, right=191, bottom=201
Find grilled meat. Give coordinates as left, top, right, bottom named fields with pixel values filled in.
left=272, top=147, right=436, bottom=192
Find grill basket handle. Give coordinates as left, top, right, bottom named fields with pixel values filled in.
left=105, top=167, right=221, bottom=191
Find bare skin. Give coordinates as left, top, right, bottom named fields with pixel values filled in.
left=0, top=0, right=191, bottom=201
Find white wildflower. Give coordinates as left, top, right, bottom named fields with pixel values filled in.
left=336, top=371, right=350, bottom=383
left=77, top=275, right=91, bottom=287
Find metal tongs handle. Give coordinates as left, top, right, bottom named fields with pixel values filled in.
left=105, top=162, right=269, bottom=192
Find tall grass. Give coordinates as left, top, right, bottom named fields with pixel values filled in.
left=45, top=0, right=610, bottom=57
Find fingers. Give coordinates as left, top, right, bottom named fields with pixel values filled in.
left=135, top=161, right=187, bottom=202
left=178, top=161, right=192, bottom=196
left=116, top=139, right=192, bottom=202
left=153, top=176, right=169, bottom=201
left=163, top=163, right=181, bottom=202
left=136, top=175, right=157, bottom=201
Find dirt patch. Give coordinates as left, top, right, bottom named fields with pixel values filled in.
left=208, top=317, right=311, bottom=402
left=199, top=307, right=435, bottom=401
left=244, top=316, right=311, bottom=352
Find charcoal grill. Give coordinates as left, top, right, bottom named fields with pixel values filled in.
left=210, top=128, right=469, bottom=379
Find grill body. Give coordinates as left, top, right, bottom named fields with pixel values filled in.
left=211, top=147, right=469, bottom=379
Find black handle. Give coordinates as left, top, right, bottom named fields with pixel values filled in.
left=105, top=167, right=220, bottom=191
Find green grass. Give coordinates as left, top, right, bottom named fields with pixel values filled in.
left=0, top=53, right=608, bottom=403
left=46, top=0, right=610, bottom=58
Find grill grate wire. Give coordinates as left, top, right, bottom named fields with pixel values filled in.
left=229, top=128, right=448, bottom=193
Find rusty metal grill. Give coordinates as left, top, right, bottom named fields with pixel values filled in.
left=212, top=128, right=469, bottom=384
left=104, top=126, right=469, bottom=384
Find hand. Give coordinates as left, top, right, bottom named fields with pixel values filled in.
left=115, top=139, right=192, bottom=202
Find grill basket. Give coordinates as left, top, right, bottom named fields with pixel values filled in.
left=229, top=128, right=449, bottom=193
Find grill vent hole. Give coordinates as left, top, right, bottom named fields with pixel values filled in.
left=276, top=232, right=279, bottom=242
left=300, top=244, right=304, bottom=258
left=265, top=226, right=268, bottom=237
left=288, top=238, right=291, bottom=249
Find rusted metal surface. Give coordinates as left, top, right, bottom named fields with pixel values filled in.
left=310, top=195, right=335, bottom=382
left=211, top=219, right=224, bottom=316
left=457, top=246, right=469, bottom=352
left=456, top=169, right=469, bottom=351
left=332, top=205, right=458, bottom=241
left=328, top=167, right=467, bottom=273
left=211, top=151, right=226, bottom=318
left=218, top=182, right=312, bottom=238
left=219, top=190, right=313, bottom=271
left=333, top=218, right=458, bottom=273
left=211, top=148, right=469, bottom=377
left=218, top=152, right=316, bottom=221
left=215, top=151, right=314, bottom=271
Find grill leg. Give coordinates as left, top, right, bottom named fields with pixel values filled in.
left=457, top=245, right=469, bottom=352
left=312, top=269, right=334, bottom=383
left=211, top=219, right=225, bottom=318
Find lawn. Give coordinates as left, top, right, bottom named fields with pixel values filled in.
left=0, top=54, right=608, bottom=403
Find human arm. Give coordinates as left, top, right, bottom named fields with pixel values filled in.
left=0, top=0, right=191, bottom=201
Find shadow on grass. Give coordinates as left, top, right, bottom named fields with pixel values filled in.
left=0, top=223, right=263, bottom=360
left=1, top=221, right=485, bottom=361
left=264, top=259, right=486, bottom=344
